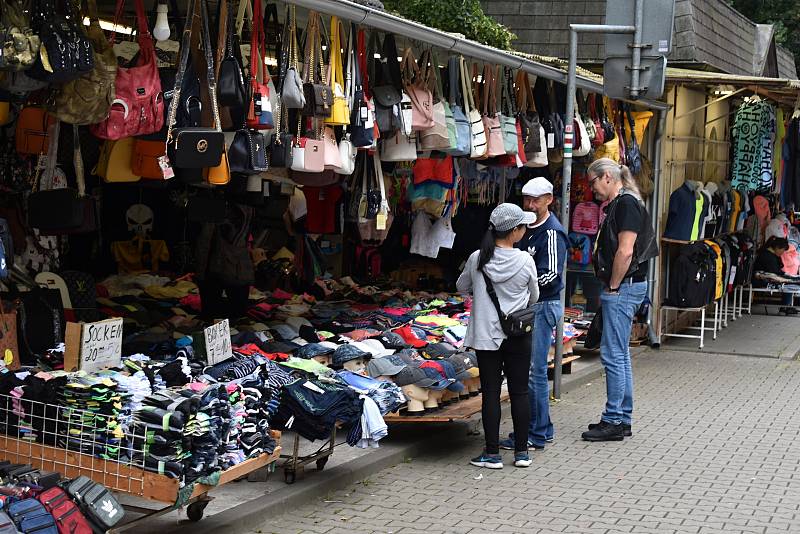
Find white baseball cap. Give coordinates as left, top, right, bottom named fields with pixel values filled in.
left=522, top=177, right=554, bottom=197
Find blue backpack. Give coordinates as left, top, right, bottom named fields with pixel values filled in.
left=568, top=232, right=592, bottom=266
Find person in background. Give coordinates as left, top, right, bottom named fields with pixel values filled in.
left=457, top=203, right=539, bottom=469
left=752, top=236, right=797, bottom=314
left=498, top=177, right=568, bottom=453
left=582, top=158, right=658, bottom=442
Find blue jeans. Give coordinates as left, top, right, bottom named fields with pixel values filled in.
left=599, top=281, right=647, bottom=425
left=527, top=299, right=560, bottom=446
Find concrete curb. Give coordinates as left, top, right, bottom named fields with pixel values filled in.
left=160, top=355, right=620, bottom=534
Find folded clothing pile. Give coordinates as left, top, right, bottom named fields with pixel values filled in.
left=271, top=378, right=363, bottom=441
left=57, top=375, right=124, bottom=459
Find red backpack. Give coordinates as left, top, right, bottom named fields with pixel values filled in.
left=38, top=488, right=92, bottom=534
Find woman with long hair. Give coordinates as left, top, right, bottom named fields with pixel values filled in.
left=457, top=203, right=539, bottom=469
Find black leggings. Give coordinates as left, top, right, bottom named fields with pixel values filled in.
left=477, top=335, right=532, bottom=454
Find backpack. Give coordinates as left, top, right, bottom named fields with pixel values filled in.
left=65, top=477, right=124, bottom=530
left=567, top=232, right=591, bottom=266
left=37, top=488, right=92, bottom=534
left=7, top=499, right=57, bottom=534
left=571, top=202, right=600, bottom=235
left=355, top=246, right=382, bottom=278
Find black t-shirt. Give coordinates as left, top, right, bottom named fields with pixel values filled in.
left=604, top=194, right=648, bottom=279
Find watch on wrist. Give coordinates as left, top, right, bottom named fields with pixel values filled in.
left=608, top=286, right=620, bottom=293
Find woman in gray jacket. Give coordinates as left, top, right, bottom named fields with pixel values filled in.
left=457, top=203, right=539, bottom=469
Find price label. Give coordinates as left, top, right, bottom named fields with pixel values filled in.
left=376, top=212, right=387, bottom=230
left=204, top=319, right=233, bottom=365
left=78, top=318, right=123, bottom=374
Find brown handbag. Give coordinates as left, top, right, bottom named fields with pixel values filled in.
left=131, top=139, right=166, bottom=179
left=0, top=301, right=19, bottom=371
left=50, top=0, right=117, bottom=125
left=15, top=107, right=55, bottom=155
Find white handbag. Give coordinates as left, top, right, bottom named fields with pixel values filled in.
left=574, top=108, right=592, bottom=158
left=335, top=132, right=356, bottom=175
left=381, top=131, right=417, bottom=162
left=461, top=57, right=486, bottom=159
left=399, top=92, right=413, bottom=137
left=419, top=52, right=451, bottom=151
left=291, top=137, right=325, bottom=173
left=524, top=125, right=549, bottom=168
left=323, top=126, right=343, bottom=170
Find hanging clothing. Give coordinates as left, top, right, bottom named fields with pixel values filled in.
left=663, top=181, right=704, bottom=241
left=731, top=99, right=776, bottom=192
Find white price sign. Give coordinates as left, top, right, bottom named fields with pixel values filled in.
left=79, top=318, right=123, bottom=374
left=204, top=319, right=233, bottom=365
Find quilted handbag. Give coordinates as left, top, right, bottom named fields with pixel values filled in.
left=401, top=48, right=434, bottom=132
left=50, top=0, right=116, bottom=125
left=481, top=65, right=505, bottom=158
left=301, top=12, right=333, bottom=118
left=90, top=0, right=162, bottom=140
left=324, top=17, right=350, bottom=126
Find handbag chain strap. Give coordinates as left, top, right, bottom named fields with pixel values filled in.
left=165, top=0, right=222, bottom=153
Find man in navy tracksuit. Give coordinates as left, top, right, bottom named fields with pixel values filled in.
left=500, top=177, right=568, bottom=452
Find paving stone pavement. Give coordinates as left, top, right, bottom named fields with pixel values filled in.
left=250, top=350, right=800, bottom=534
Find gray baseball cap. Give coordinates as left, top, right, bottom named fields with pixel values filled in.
left=392, top=365, right=437, bottom=388
left=366, top=355, right=408, bottom=377
left=490, top=203, right=536, bottom=232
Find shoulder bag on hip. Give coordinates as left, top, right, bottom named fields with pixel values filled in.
left=481, top=270, right=534, bottom=337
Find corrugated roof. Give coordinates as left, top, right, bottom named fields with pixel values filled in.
left=666, top=67, right=800, bottom=105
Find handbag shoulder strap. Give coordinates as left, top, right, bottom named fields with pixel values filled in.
left=401, top=47, right=418, bottom=87
left=235, top=0, right=253, bottom=37
left=374, top=151, right=389, bottom=213
left=72, top=125, right=86, bottom=198
left=343, top=21, right=354, bottom=104
left=382, top=34, right=402, bottom=89
left=38, top=120, right=60, bottom=192
left=481, top=64, right=491, bottom=115
left=430, top=51, right=444, bottom=103
left=328, top=16, right=344, bottom=90
left=460, top=56, right=473, bottom=113
left=110, top=0, right=150, bottom=45
left=357, top=28, right=370, bottom=97
left=447, top=56, right=459, bottom=107
left=480, top=269, right=506, bottom=319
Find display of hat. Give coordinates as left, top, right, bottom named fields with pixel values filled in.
left=392, top=365, right=437, bottom=388
left=422, top=342, right=456, bottom=359
left=292, top=342, right=335, bottom=360
left=366, top=354, right=408, bottom=377
left=447, top=354, right=474, bottom=382
left=332, top=343, right=372, bottom=367
left=377, top=331, right=410, bottom=350
left=269, top=323, right=300, bottom=341
left=393, top=325, right=428, bottom=348
left=419, top=367, right=454, bottom=390
left=360, top=338, right=395, bottom=357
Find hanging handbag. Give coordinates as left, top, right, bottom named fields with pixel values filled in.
left=600, top=95, right=615, bottom=142
left=380, top=130, right=417, bottom=162
left=245, top=0, right=273, bottom=130
left=524, top=123, right=549, bottom=168
left=446, top=56, right=470, bottom=156
left=268, top=104, right=293, bottom=168
left=336, top=132, right=356, bottom=175
left=322, top=125, right=342, bottom=170
left=301, top=12, right=333, bottom=118
left=482, top=64, right=505, bottom=158
left=90, top=0, right=163, bottom=140
left=358, top=152, right=393, bottom=243
left=401, top=48, right=434, bottom=132
left=280, top=5, right=305, bottom=109
left=218, top=0, right=246, bottom=108
left=96, top=138, right=141, bottom=182
left=413, top=153, right=454, bottom=188
left=371, top=33, right=403, bottom=135
left=131, top=139, right=166, bottom=179
left=229, top=128, right=268, bottom=175
left=419, top=51, right=451, bottom=151
left=500, top=67, right=518, bottom=155
left=463, top=58, right=486, bottom=159
left=15, top=107, right=54, bottom=155
left=50, top=0, right=117, bottom=125
left=291, top=121, right=325, bottom=173
left=205, top=146, right=232, bottom=184
left=573, top=104, right=592, bottom=158
left=0, top=0, right=38, bottom=71
left=350, top=26, right=374, bottom=148
left=625, top=105, right=643, bottom=175
left=515, top=70, right=542, bottom=157
left=578, top=90, right=597, bottom=144
left=27, top=0, right=93, bottom=83
left=589, top=92, right=605, bottom=147
left=324, top=17, right=350, bottom=126
left=165, top=0, right=225, bottom=171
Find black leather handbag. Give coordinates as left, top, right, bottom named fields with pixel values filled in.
left=229, top=128, right=268, bottom=175
left=300, top=12, right=333, bottom=118
left=166, top=0, right=224, bottom=170
left=481, top=271, right=535, bottom=338
left=217, top=0, right=246, bottom=108
left=27, top=0, right=94, bottom=83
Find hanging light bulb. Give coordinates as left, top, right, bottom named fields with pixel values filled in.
left=153, top=2, right=170, bottom=42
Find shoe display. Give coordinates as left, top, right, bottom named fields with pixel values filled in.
left=587, top=420, right=632, bottom=437
left=469, top=451, right=503, bottom=469
left=513, top=452, right=531, bottom=468
left=582, top=421, right=625, bottom=441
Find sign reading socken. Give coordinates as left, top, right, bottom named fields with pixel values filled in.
left=64, top=318, right=124, bottom=373
left=204, top=319, right=233, bottom=365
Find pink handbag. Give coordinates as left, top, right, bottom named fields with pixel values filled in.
left=291, top=136, right=325, bottom=173
left=401, top=48, right=434, bottom=132
left=323, top=126, right=343, bottom=170
left=482, top=64, right=505, bottom=158
left=90, top=0, right=163, bottom=140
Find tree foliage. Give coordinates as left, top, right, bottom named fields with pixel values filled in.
left=728, top=0, right=800, bottom=68
left=383, top=0, right=516, bottom=50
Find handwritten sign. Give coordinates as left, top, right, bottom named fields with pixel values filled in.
left=64, top=318, right=123, bottom=373
left=204, top=319, right=232, bottom=365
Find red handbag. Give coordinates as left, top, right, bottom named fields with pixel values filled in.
left=246, top=0, right=273, bottom=130
left=90, top=0, right=163, bottom=140
left=413, top=154, right=454, bottom=188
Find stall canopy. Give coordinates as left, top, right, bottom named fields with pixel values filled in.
left=666, top=67, right=800, bottom=107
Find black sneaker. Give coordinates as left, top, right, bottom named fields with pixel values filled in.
left=582, top=421, right=625, bottom=441
left=587, top=421, right=632, bottom=437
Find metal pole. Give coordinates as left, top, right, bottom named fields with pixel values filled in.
left=629, top=0, right=644, bottom=99
left=646, top=108, right=668, bottom=346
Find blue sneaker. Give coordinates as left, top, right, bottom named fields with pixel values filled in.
left=514, top=452, right=532, bottom=467
left=470, top=451, right=503, bottom=469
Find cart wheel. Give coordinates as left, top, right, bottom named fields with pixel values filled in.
left=316, top=457, right=329, bottom=471
left=187, top=501, right=208, bottom=522
left=284, top=470, right=296, bottom=484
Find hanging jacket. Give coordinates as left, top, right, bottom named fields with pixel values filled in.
left=663, top=182, right=700, bottom=240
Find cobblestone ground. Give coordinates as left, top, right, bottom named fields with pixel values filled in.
left=253, top=350, right=800, bottom=534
